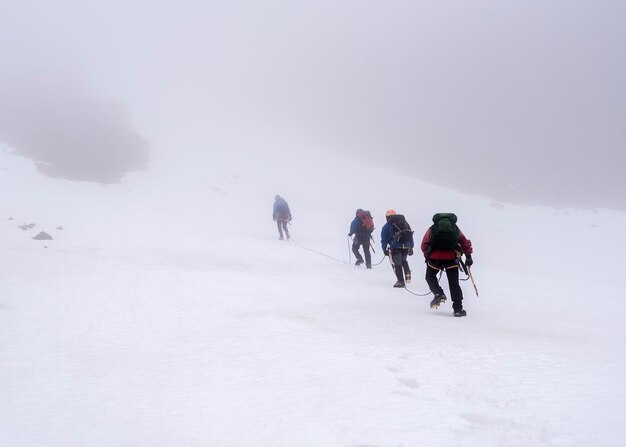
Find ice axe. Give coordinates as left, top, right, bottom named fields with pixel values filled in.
left=459, top=257, right=479, bottom=297
left=467, top=266, right=479, bottom=297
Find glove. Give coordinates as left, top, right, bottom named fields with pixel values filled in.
left=384, top=249, right=389, bottom=256
left=465, top=254, right=473, bottom=267
left=408, top=248, right=414, bottom=256
left=348, top=233, right=352, bottom=237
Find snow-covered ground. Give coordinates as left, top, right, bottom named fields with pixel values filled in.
left=1, top=147, right=625, bottom=446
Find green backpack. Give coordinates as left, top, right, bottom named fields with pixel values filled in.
left=429, top=213, right=460, bottom=253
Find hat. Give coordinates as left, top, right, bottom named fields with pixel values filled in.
left=385, top=209, right=396, bottom=217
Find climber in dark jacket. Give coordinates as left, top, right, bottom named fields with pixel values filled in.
left=272, top=195, right=292, bottom=240
left=380, top=209, right=414, bottom=288
left=348, top=209, right=373, bottom=268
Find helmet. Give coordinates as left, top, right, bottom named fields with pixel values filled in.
left=356, top=208, right=363, bottom=216
left=385, top=209, right=396, bottom=217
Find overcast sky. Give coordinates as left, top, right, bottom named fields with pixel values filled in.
left=1, top=0, right=624, bottom=209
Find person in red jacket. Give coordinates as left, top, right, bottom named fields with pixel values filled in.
left=420, top=213, right=473, bottom=317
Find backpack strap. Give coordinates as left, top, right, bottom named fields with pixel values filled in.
left=426, top=225, right=435, bottom=258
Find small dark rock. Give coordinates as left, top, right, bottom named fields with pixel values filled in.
left=33, top=231, right=53, bottom=240
left=56, top=226, right=63, bottom=230
left=19, top=223, right=36, bottom=230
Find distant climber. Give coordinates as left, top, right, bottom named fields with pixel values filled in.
left=348, top=209, right=375, bottom=268
left=272, top=195, right=292, bottom=240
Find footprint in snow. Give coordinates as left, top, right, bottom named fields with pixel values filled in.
left=396, top=377, right=419, bottom=389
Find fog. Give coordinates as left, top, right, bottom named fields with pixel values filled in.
left=0, top=75, right=149, bottom=183
left=1, top=0, right=624, bottom=209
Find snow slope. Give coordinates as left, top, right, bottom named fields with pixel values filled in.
left=1, top=147, right=625, bottom=447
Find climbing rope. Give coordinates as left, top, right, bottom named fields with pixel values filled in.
left=386, top=251, right=434, bottom=296
left=371, top=255, right=387, bottom=266
left=290, top=238, right=347, bottom=264
left=403, top=286, right=433, bottom=297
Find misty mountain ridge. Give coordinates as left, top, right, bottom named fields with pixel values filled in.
left=0, top=77, right=149, bottom=183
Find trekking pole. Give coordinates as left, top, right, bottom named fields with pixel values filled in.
left=387, top=249, right=398, bottom=277
left=347, top=235, right=352, bottom=264
left=467, top=266, right=479, bottom=297
left=370, top=235, right=376, bottom=254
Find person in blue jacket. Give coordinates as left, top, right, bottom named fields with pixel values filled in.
left=272, top=195, right=292, bottom=240
left=348, top=209, right=373, bottom=268
left=380, top=209, right=414, bottom=288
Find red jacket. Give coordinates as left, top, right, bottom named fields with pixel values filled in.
left=421, top=228, right=473, bottom=260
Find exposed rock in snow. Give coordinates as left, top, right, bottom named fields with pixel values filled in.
left=33, top=231, right=53, bottom=240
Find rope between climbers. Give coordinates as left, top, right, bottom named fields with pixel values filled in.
left=290, top=239, right=347, bottom=264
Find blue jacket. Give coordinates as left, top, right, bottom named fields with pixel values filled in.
left=273, top=198, right=291, bottom=220
left=348, top=216, right=362, bottom=236
left=381, top=222, right=414, bottom=251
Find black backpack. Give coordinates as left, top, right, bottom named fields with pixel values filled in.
left=429, top=213, right=460, bottom=252
left=388, top=214, right=413, bottom=244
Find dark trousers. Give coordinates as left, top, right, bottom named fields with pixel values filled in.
left=276, top=219, right=290, bottom=239
left=352, top=235, right=372, bottom=267
left=391, top=249, right=410, bottom=283
left=425, top=260, right=464, bottom=311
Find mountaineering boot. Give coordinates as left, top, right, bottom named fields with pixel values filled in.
left=453, top=309, right=467, bottom=317
left=366, top=265, right=372, bottom=269
left=355, top=259, right=364, bottom=266
left=393, top=281, right=406, bottom=288
left=405, top=271, right=411, bottom=284
left=279, top=235, right=284, bottom=240
left=430, top=293, right=447, bottom=309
